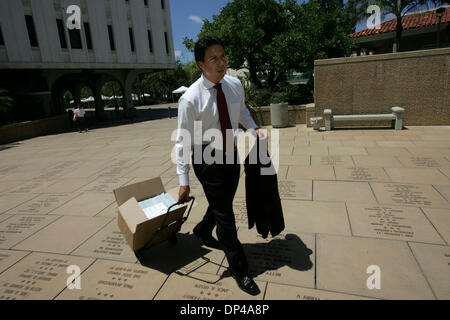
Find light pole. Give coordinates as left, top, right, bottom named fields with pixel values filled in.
left=436, top=7, right=446, bottom=49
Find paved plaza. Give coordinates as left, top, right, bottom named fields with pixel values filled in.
left=0, top=118, right=449, bottom=300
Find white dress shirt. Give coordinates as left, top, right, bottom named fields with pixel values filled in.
left=175, top=74, right=258, bottom=186
left=74, top=108, right=85, bottom=117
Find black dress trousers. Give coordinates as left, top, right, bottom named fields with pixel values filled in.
left=192, top=145, right=248, bottom=276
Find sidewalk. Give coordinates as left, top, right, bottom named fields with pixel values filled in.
left=0, top=119, right=448, bottom=300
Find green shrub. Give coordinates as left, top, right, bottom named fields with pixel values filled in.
left=269, top=91, right=288, bottom=104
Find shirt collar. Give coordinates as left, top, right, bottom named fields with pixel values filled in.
left=201, top=74, right=225, bottom=90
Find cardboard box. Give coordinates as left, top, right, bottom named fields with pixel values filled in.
left=113, top=177, right=188, bottom=251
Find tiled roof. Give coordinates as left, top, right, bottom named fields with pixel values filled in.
left=350, top=7, right=450, bottom=38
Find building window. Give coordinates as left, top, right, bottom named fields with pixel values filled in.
left=0, top=26, right=4, bottom=46
left=56, top=19, right=67, bottom=48
left=129, top=28, right=135, bottom=52
left=84, top=23, right=93, bottom=50
left=161, top=0, right=165, bottom=9
left=25, top=15, right=38, bottom=47
left=108, top=25, right=115, bottom=51
left=164, top=31, right=169, bottom=54
left=68, top=28, right=82, bottom=49
left=147, top=30, right=153, bottom=53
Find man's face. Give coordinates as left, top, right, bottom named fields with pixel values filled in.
left=197, top=44, right=227, bottom=83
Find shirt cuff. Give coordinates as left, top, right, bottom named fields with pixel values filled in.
left=179, top=173, right=190, bottom=186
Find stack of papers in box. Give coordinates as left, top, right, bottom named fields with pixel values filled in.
left=138, top=193, right=179, bottom=220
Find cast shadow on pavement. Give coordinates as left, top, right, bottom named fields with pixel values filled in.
left=245, top=233, right=313, bottom=278
left=135, top=232, right=313, bottom=285
left=134, top=232, right=217, bottom=275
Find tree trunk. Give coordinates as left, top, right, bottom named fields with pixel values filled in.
left=248, top=59, right=262, bottom=88
left=393, top=0, right=403, bottom=53
left=267, top=68, right=276, bottom=91
left=393, top=15, right=403, bottom=52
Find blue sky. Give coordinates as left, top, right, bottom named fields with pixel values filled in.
left=170, top=0, right=230, bottom=63
left=169, top=0, right=418, bottom=64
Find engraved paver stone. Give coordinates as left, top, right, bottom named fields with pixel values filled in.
left=6, top=194, right=77, bottom=215
left=397, top=156, right=450, bottom=168
left=384, top=168, right=449, bottom=185
left=49, top=193, right=115, bottom=217
left=314, top=181, right=377, bottom=203
left=12, top=216, right=112, bottom=254
left=278, top=180, right=312, bottom=200
left=0, top=250, right=29, bottom=274
left=221, top=230, right=315, bottom=288
left=0, top=253, right=94, bottom=300
left=265, top=283, right=374, bottom=300
left=346, top=203, right=445, bottom=244
left=409, top=243, right=450, bottom=299
left=281, top=200, right=351, bottom=236
left=71, top=219, right=137, bottom=263
left=0, top=215, right=60, bottom=249
left=317, top=234, right=435, bottom=299
left=0, top=194, right=39, bottom=214
left=56, top=259, right=167, bottom=300
left=154, top=272, right=265, bottom=300
left=370, top=183, right=450, bottom=209
left=79, top=177, right=133, bottom=193
left=335, top=167, right=390, bottom=182
left=421, top=208, right=450, bottom=244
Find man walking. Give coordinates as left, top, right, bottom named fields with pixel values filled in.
left=175, top=36, right=262, bottom=295
left=73, top=105, right=88, bottom=133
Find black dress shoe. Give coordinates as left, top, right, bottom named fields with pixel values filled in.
left=231, top=272, right=260, bottom=296
left=193, top=224, right=221, bottom=249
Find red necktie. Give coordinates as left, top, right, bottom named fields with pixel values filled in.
left=214, top=83, right=232, bottom=152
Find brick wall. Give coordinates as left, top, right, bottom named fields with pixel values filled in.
left=314, top=47, right=450, bottom=126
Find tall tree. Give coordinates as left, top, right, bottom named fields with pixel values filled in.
left=184, top=0, right=358, bottom=90
left=142, top=61, right=191, bottom=101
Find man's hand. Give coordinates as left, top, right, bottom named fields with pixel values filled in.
left=255, top=128, right=267, bottom=140
left=178, top=185, right=191, bottom=203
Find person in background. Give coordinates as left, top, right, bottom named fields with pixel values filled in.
left=73, top=105, right=88, bottom=133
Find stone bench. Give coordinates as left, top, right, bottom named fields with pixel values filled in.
left=323, top=107, right=405, bottom=131
left=309, top=116, right=323, bottom=130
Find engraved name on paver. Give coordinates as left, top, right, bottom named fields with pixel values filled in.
left=350, top=167, right=374, bottom=180
left=233, top=200, right=248, bottom=226
left=297, top=294, right=321, bottom=300
left=247, top=238, right=291, bottom=277
left=10, top=182, right=45, bottom=193
left=181, top=281, right=229, bottom=300
left=16, top=195, right=68, bottom=214
left=410, top=157, right=441, bottom=167
left=94, top=232, right=126, bottom=257
left=78, top=266, right=149, bottom=300
left=387, top=184, right=432, bottom=206
left=366, top=206, right=413, bottom=238
left=279, top=181, right=297, bottom=198
left=0, top=216, right=49, bottom=246
left=0, top=257, right=70, bottom=300
left=84, top=178, right=122, bottom=192
left=34, top=162, right=77, bottom=180
left=320, top=156, right=344, bottom=165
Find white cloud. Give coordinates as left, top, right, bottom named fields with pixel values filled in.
left=175, top=50, right=182, bottom=58
left=188, top=15, right=203, bottom=24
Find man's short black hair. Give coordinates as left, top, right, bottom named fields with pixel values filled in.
left=194, top=36, right=224, bottom=63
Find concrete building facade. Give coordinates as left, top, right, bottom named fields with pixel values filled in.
left=0, top=0, right=176, bottom=120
